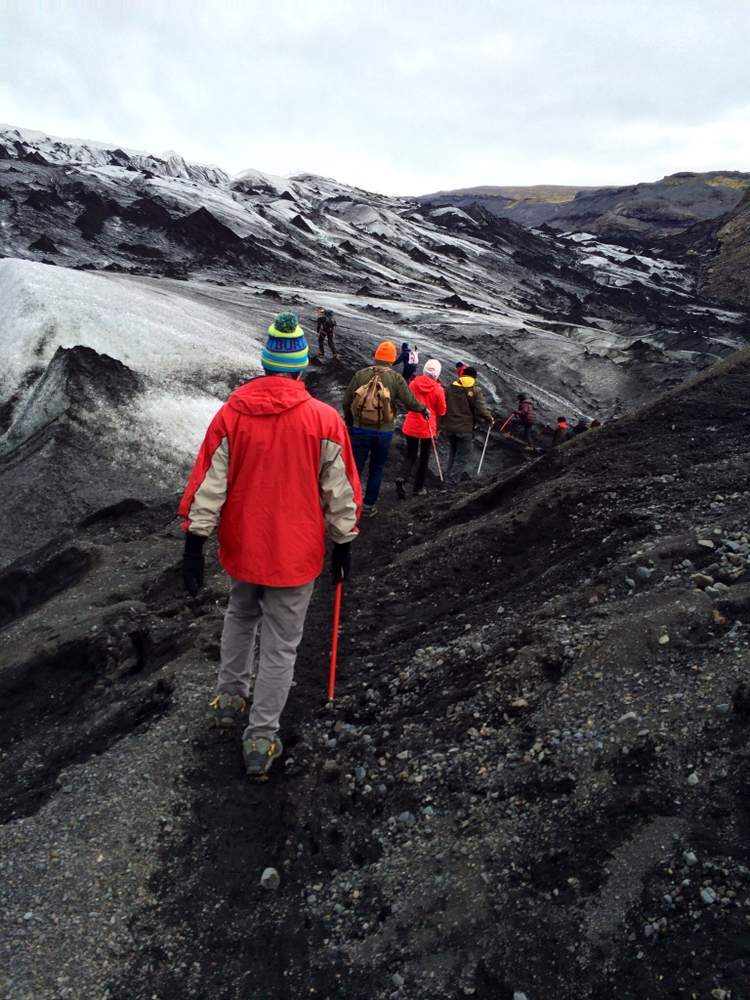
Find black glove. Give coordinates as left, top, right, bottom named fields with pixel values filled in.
left=423, top=408, right=431, bottom=422
left=183, top=533, right=206, bottom=596
left=331, top=542, right=351, bottom=584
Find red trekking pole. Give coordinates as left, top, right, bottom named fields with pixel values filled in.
left=328, top=581, right=343, bottom=701
left=499, top=413, right=514, bottom=433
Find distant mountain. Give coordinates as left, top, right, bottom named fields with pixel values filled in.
left=418, top=172, right=750, bottom=243
left=688, top=188, right=750, bottom=308
left=416, top=183, right=601, bottom=228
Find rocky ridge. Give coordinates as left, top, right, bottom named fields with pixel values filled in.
left=418, top=172, right=750, bottom=246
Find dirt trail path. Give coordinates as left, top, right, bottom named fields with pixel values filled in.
left=110, top=466, right=423, bottom=999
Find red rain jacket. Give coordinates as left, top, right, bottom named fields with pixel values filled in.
left=179, top=376, right=361, bottom=587
left=402, top=375, right=447, bottom=438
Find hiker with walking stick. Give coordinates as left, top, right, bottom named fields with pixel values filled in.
left=395, top=358, right=446, bottom=499
left=443, top=366, right=494, bottom=484
left=179, top=312, right=361, bottom=781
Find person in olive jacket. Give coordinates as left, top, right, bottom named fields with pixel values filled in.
left=342, top=341, right=428, bottom=514
left=443, top=366, right=493, bottom=482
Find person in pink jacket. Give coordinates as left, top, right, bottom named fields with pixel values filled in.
left=395, top=358, right=447, bottom=497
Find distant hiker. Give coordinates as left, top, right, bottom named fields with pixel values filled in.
left=179, top=312, right=361, bottom=781
left=343, top=341, right=429, bottom=514
left=513, top=393, right=539, bottom=450
left=394, top=342, right=419, bottom=381
left=396, top=358, right=446, bottom=498
left=455, top=361, right=466, bottom=378
left=316, top=307, right=338, bottom=359
left=443, top=365, right=493, bottom=483
left=552, top=416, right=570, bottom=446
left=571, top=417, right=590, bottom=437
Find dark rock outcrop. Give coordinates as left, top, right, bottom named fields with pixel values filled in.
left=170, top=207, right=243, bottom=249
left=29, top=235, right=59, bottom=253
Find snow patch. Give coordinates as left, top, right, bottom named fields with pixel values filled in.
left=0, top=259, right=263, bottom=394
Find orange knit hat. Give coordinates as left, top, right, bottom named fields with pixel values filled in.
left=374, top=340, right=397, bottom=363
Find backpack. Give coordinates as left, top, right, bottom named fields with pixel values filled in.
left=351, top=368, right=394, bottom=427
left=322, top=311, right=336, bottom=333
left=518, top=400, right=533, bottom=424
left=407, top=348, right=419, bottom=366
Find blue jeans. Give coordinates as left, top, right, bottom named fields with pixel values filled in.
left=350, top=428, right=392, bottom=506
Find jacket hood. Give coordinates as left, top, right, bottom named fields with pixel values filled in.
left=411, top=374, right=440, bottom=395
left=227, top=375, right=310, bottom=416
left=452, top=376, right=476, bottom=388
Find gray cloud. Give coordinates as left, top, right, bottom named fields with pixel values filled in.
left=2, top=0, right=749, bottom=193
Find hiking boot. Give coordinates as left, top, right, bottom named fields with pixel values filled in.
left=363, top=503, right=378, bottom=516
left=243, top=735, right=283, bottom=781
left=395, top=479, right=407, bottom=500
left=208, top=692, right=247, bottom=731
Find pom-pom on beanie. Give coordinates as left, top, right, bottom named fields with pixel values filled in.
left=374, top=340, right=397, bottom=363
left=423, top=359, right=441, bottom=380
left=262, top=311, right=309, bottom=373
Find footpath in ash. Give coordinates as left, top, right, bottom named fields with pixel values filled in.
left=110, top=348, right=750, bottom=1000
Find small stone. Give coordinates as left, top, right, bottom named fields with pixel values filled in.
left=658, top=634, right=670, bottom=645
left=684, top=851, right=698, bottom=866
left=697, top=538, right=715, bottom=549
left=700, top=887, right=717, bottom=905
left=687, top=772, right=699, bottom=786
left=624, top=577, right=636, bottom=589
left=260, top=867, right=280, bottom=891
left=513, top=992, right=529, bottom=1000
left=618, top=711, right=638, bottom=725
left=691, top=573, right=714, bottom=589
left=392, top=972, right=405, bottom=989
left=636, top=566, right=654, bottom=581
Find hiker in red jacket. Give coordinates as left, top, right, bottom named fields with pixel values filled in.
left=396, top=358, right=447, bottom=497
left=179, top=312, right=361, bottom=781
left=552, top=416, right=571, bottom=445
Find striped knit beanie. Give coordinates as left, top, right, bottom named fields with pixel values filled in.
left=261, top=311, right=309, bottom=373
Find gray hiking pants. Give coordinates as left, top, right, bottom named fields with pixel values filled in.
left=446, top=432, right=473, bottom=482
left=216, top=578, right=315, bottom=739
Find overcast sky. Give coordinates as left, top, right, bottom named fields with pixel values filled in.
left=3, top=0, right=750, bottom=194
